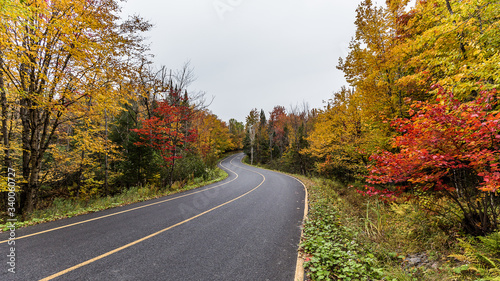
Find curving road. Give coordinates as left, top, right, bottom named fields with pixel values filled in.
left=0, top=153, right=306, bottom=281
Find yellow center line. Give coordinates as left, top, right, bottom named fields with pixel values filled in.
left=39, top=157, right=265, bottom=281
left=0, top=157, right=240, bottom=244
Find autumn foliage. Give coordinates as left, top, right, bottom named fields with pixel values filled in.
left=0, top=0, right=153, bottom=213
left=132, top=99, right=196, bottom=168
left=1, top=0, right=499, bottom=240
left=191, top=110, right=236, bottom=167
left=0, top=0, right=242, bottom=215
left=365, top=87, right=500, bottom=235
left=249, top=0, right=500, bottom=235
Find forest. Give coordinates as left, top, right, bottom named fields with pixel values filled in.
left=1, top=0, right=500, bottom=279
left=0, top=0, right=245, bottom=217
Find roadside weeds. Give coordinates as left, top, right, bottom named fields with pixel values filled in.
left=293, top=175, right=500, bottom=281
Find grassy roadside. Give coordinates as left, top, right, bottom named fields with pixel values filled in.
left=0, top=165, right=228, bottom=232
left=242, top=155, right=500, bottom=281
left=293, top=175, right=500, bottom=281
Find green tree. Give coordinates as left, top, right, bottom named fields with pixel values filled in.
left=244, top=108, right=259, bottom=164
left=109, top=106, right=162, bottom=188
left=283, top=105, right=315, bottom=175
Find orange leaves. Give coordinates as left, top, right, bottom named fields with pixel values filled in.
left=342, top=0, right=500, bottom=134
left=333, top=0, right=500, bottom=234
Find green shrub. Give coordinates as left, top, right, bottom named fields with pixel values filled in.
left=171, top=153, right=208, bottom=182
left=301, top=206, right=383, bottom=280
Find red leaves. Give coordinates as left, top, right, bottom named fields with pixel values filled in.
left=131, top=99, right=196, bottom=167
left=363, top=87, right=500, bottom=198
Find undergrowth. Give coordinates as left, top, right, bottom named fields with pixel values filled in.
left=301, top=205, right=383, bottom=280
left=294, top=175, right=500, bottom=281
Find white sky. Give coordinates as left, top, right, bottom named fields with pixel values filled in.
left=120, top=0, right=391, bottom=123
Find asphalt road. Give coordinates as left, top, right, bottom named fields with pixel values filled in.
left=0, top=153, right=306, bottom=281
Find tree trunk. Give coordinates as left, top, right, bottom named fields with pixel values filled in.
left=104, top=109, right=108, bottom=196
left=18, top=60, right=58, bottom=215
left=19, top=59, right=35, bottom=215
left=0, top=54, right=11, bottom=170
left=20, top=103, right=41, bottom=215
left=24, top=158, right=42, bottom=215
left=445, top=0, right=453, bottom=15
left=20, top=115, right=44, bottom=216
left=0, top=52, right=12, bottom=209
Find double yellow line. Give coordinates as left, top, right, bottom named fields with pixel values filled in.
left=35, top=155, right=266, bottom=281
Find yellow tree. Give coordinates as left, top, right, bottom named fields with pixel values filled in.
left=395, top=0, right=500, bottom=98
left=0, top=0, right=151, bottom=214
left=0, top=0, right=28, bottom=194
left=228, top=118, right=244, bottom=151
left=338, top=0, right=405, bottom=122
left=48, top=101, right=123, bottom=199
left=317, top=0, right=499, bottom=183
left=304, top=87, right=387, bottom=181
left=335, top=1, right=415, bottom=177
left=192, top=110, right=231, bottom=167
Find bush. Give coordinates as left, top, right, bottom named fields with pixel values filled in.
left=170, top=153, right=208, bottom=183
left=297, top=176, right=458, bottom=280
left=365, top=88, right=500, bottom=235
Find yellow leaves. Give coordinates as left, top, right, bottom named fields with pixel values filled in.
left=78, top=176, right=104, bottom=200
left=192, top=110, right=232, bottom=161
left=305, top=87, right=371, bottom=174
left=0, top=0, right=158, bottom=212
left=402, top=0, right=500, bottom=97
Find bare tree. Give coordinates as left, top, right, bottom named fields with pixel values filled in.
left=172, top=61, right=214, bottom=110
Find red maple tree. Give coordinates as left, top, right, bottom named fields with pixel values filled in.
left=132, top=95, right=196, bottom=186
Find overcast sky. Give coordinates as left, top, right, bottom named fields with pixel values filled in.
left=120, top=0, right=388, bottom=123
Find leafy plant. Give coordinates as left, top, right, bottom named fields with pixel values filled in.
left=362, top=199, right=389, bottom=240
left=301, top=207, right=383, bottom=280
left=449, top=233, right=500, bottom=279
